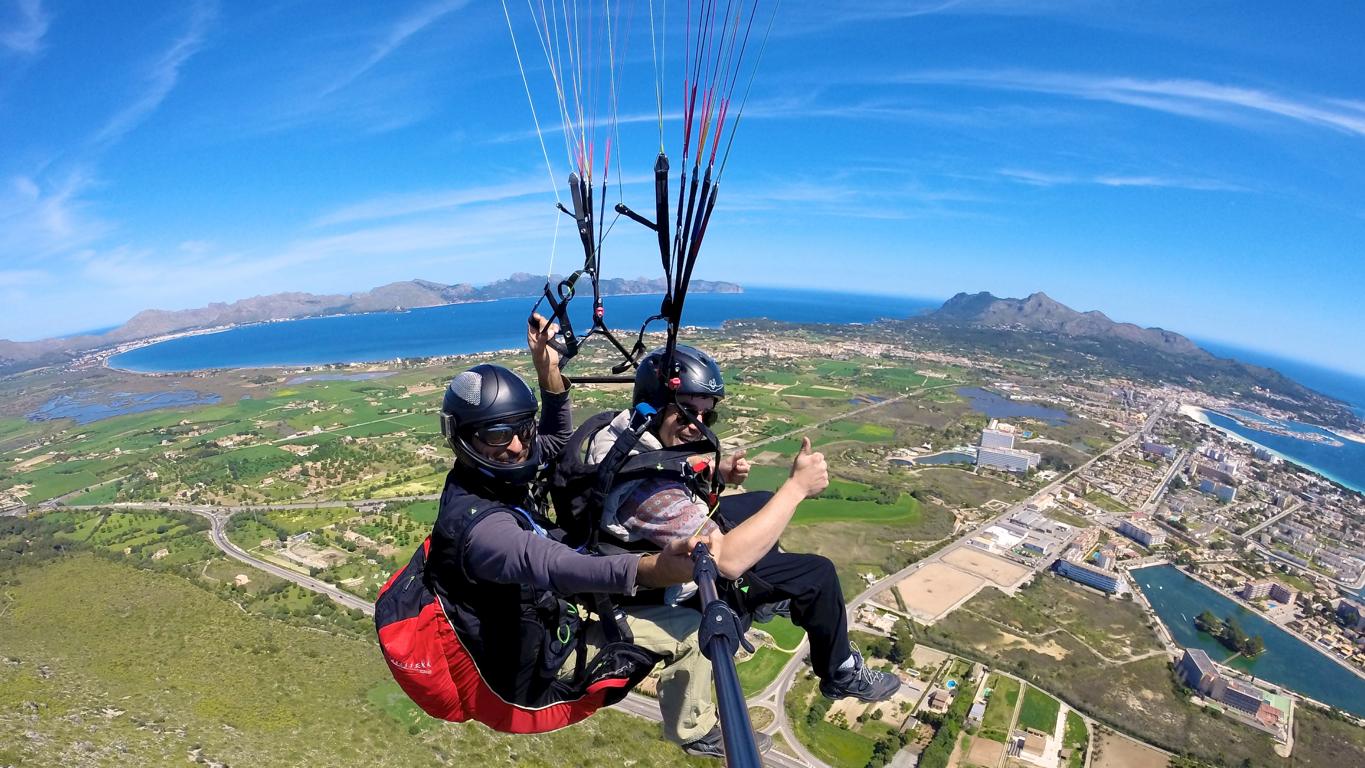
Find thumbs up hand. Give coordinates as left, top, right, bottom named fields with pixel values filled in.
left=787, top=437, right=828, bottom=498
left=719, top=449, right=750, bottom=485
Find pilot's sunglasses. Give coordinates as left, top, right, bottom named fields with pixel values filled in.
left=674, top=401, right=719, bottom=427
left=472, top=417, right=537, bottom=447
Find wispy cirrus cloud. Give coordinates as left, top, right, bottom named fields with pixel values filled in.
left=312, top=177, right=549, bottom=227
left=997, top=168, right=1246, bottom=192
left=320, top=0, right=469, bottom=98
left=0, top=0, right=48, bottom=54
left=0, top=171, right=110, bottom=259
left=894, top=70, right=1365, bottom=138
left=92, top=1, right=217, bottom=148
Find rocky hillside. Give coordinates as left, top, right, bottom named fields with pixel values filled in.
left=928, top=291, right=1205, bottom=356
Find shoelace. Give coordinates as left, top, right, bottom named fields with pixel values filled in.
left=852, top=662, right=888, bottom=687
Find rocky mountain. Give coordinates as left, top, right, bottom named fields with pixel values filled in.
left=926, top=291, right=1206, bottom=356
left=0, top=274, right=741, bottom=374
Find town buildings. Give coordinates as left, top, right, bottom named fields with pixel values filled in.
left=1054, top=551, right=1124, bottom=594
left=1118, top=519, right=1167, bottom=548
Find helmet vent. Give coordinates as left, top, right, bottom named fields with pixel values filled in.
left=451, top=371, right=483, bottom=407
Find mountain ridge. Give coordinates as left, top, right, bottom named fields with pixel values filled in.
left=925, top=290, right=1206, bottom=356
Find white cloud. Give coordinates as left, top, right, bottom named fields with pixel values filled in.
left=997, top=168, right=1245, bottom=192
left=313, top=177, right=549, bottom=227
left=0, top=171, right=110, bottom=258
left=320, top=0, right=469, bottom=98
left=92, top=1, right=217, bottom=147
left=895, top=70, right=1365, bottom=138
left=0, top=0, right=48, bottom=54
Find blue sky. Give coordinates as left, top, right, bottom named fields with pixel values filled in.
left=2, top=1, right=1363, bottom=375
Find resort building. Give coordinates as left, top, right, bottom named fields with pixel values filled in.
left=1118, top=519, right=1167, bottom=548
left=1054, top=558, right=1123, bottom=594
left=981, top=420, right=1017, bottom=449
left=1176, top=649, right=1286, bottom=733
left=977, top=444, right=1042, bottom=474
left=1240, top=580, right=1297, bottom=605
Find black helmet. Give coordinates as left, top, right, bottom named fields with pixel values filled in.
left=633, top=345, right=726, bottom=409
left=440, top=364, right=541, bottom=486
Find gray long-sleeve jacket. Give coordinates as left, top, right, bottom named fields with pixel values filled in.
left=433, top=387, right=643, bottom=597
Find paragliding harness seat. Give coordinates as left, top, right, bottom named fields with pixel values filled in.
left=374, top=484, right=661, bottom=734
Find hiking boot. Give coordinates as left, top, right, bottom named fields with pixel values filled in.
left=681, top=725, right=774, bottom=759
left=820, top=649, right=901, bottom=702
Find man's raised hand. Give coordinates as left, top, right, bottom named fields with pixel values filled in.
left=526, top=312, right=565, bottom=394
left=719, top=449, right=750, bottom=485
left=788, top=437, right=828, bottom=498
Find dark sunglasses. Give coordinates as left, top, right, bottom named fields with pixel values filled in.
left=673, top=401, right=719, bottom=427
left=470, top=417, right=537, bottom=447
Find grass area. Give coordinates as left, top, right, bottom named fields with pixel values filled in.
left=1085, top=491, right=1132, bottom=514
left=963, top=576, right=1163, bottom=661
left=791, top=494, right=923, bottom=526
left=980, top=673, right=1020, bottom=741
left=910, top=467, right=1026, bottom=508
left=785, top=674, right=878, bottom=768
left=738, top=647, right=793, bottom=697
left=1292, top=707, right=1365, bottom=768
left=1018, top=685, right=1061, bottom=734
left=748, top=707, right=775, bottom=731
left=1063, top=711, right=1088, bottom=768
left=0, top=554, right=718, bottom=768
left=398, top=499, right=439, bottom=524
left=759, top=615, right=806, bottom=650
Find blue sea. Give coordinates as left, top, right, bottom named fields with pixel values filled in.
left=110, top=288, right=940, bottom=373
left=1199, top=409, right=1365, bottom=494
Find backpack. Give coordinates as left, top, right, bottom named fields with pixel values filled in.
left=548, top=408, right=722, bottom=553
left=374, top=495, right=660, bottom=734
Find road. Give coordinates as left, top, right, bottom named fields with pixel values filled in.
left=183, top=506, right=376, bottom=615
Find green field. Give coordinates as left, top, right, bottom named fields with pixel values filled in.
left=785, top=674, right=878, bottom=768
left=1084, top=491, right=1131, bottom=514
left=758, top=615, right=806, bottom=650
left=1063, top=711, right=1088, bottom=768
left=980, top=673, right=1020, bottom=742
left=738, top=647, right=792, bottom=697
left=1018, top=685, right=1061, bottom=734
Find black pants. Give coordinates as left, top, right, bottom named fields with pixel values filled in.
left=717, top=491, right=852, bottom=682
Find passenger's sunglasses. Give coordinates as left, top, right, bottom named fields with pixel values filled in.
left=470, top=417, right=537, bottom=447
left=672, top=401, right=719, bottom=428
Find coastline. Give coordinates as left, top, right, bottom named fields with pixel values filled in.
left=1178, top=403, right=1365, bottom=495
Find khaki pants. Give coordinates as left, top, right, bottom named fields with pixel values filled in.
left=560, top=603, right=717, bottom=744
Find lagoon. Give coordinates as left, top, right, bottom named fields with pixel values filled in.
left=110, top=288, right=940, bottom=373
left=955, top=387, right=1070, bottom=425
left=1131, top=564, right=1365, bottom=717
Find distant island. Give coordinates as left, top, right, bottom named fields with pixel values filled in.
left=1195, top=610, right=1266, bottom=658
left=0, top=273, right=741, bottom=375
